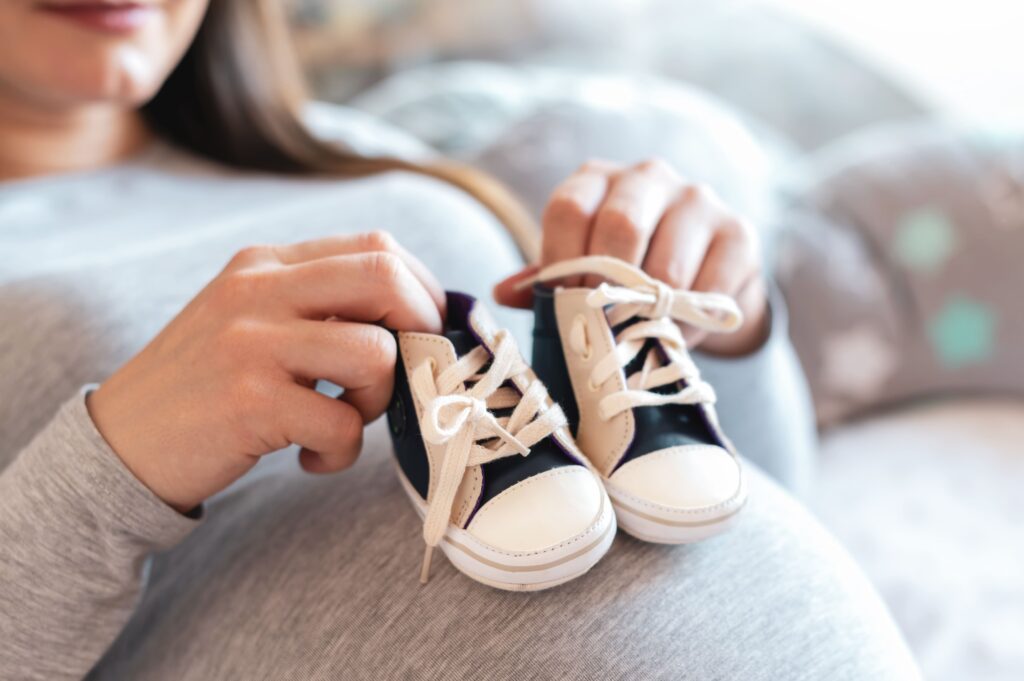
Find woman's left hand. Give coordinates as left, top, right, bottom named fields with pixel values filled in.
left=494, top=159, right=769, bottom=356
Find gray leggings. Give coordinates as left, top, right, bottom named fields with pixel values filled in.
left=89, top=313, right=918, bottom=680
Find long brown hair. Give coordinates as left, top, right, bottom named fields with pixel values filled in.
left=141, top=0, right=538, bottom=259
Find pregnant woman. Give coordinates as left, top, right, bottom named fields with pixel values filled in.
left=0, top=0, right=917, bottom=679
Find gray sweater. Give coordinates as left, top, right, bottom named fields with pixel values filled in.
left=0, top=141, right=845, bottom=681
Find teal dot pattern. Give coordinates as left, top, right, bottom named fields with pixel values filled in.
left=892, top=207, right=957, bottom=271
left=928, top=296, right=996, bottom=369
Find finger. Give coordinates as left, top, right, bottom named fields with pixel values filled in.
left=695, top=276, right=769, bottom=355
left=642, top=187, right=716, bottom=291
left=277, top=385, right=365, bottom=474
left=275, top=320, right=396, bottom=422
left=691, top=224, right=758, bottom=297
left=683, top=225, right=759, bottom=347
left=221, top=244, right=283, bottom=273
left=586, top=160, right=679, bottom=285
left=280, top=252, right=443, bottom=333
left=492, top=264, right=539, bottom=309
left=541, top=162, right=614, bottom=286
left=272, top=232, right=446, bottom=314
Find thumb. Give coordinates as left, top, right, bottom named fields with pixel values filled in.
left=492, top=264, right=539, bottom=309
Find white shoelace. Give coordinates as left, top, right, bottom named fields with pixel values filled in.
left=409, top=329, right=566, bottom=583
left=527, top=256, right=743, bottom=421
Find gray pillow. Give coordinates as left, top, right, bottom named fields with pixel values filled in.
left=777, top=122, right=1024, bottom=423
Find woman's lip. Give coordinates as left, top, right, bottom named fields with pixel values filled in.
left=35, top=3, right=158, bottom=34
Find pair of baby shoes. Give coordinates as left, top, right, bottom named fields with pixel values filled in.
left=386, top=256, right=747, bottom=591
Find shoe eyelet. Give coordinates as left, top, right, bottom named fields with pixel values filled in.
left=573, top=314, right=593, bottom=361
left=587, top=378, right=600, bottom=392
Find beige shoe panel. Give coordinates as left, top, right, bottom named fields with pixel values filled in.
left=554, top=289, right=634, bottom=477
left=609, top=444, right=741, bottom=510
left=397, top=332, right=484, bottom=528
left=466, top=466, right=604, bottom=553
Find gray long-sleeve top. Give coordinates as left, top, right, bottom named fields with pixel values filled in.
left=0, top=141, right=817, bottom=680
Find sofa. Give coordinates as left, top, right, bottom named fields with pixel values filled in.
left=292, top=3, right=1024, bottom=678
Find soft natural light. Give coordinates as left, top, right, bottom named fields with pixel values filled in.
left=765, top=0, right=1024, bottom=123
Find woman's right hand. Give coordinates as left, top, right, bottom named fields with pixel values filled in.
left=87, top=232, right=445, bottom=513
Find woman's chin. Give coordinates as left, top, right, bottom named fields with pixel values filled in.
left=37, top=47, right=164, bottom=107
left=0, top=0, right=209, bottom=110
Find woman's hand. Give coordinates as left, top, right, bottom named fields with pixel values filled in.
left=494, top=159, right=769, bottom=356
left=87, top=232, right=444, bottom=512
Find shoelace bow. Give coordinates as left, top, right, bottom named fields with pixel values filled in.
left=409, top=329, right=566, bottom=583
left=526, top=256, right=743, bottom=421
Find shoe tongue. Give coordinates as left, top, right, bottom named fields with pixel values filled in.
left=444, top=291, right=500, bottom=357
left=444, top=328, right=480, bottom=357
left=443, top=293, right=510, bottom=401
left=614, top=315, right=675, bottom=390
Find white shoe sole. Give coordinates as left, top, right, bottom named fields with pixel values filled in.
left=396, top=465, right=616, bottom=591
left=604, top=477, right=747, bottom=545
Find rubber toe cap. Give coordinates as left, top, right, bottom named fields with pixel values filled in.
left=609, top=444, right=741, bottom=510
left=466, top=466, right=604, bottom=553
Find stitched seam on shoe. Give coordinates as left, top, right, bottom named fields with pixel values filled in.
left=469, top=466, right=581, bottom=525
left=459, top=486, right=609, bottom=558
left=562, top=291, right=633, bottom=475
left=596, top=304, right=636, bottom=473
left=394, top=460, right=611, bottom=559
left=605, top=474, right=745, bottom=516
left=457, top=509, right=606, bottom=558
left=615, top=444, right=734, bottom=471
left=400, top=333, right=456, bottom=515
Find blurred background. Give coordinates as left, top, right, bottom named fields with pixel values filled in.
left=285, top=2, right=1024, bottom=679
left=291, top=0, right=1024, bottom=139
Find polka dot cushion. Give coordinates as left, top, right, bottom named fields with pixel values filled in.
left=777, top=122, right=1024, bottom=423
